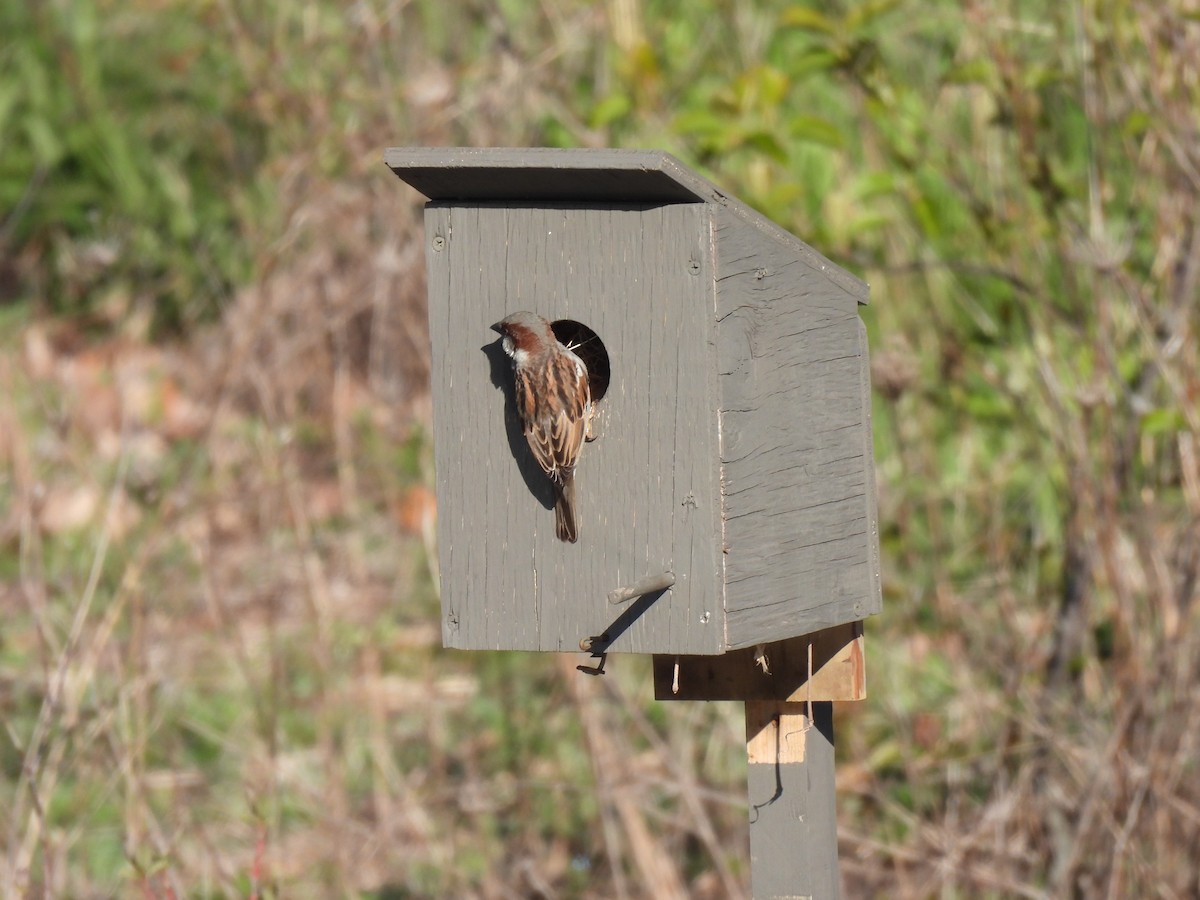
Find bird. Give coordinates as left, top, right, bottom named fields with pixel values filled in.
left=492, top=311, right=592, bottom=543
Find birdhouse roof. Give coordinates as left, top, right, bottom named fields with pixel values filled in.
left=385, top=147, right=867, bottom=302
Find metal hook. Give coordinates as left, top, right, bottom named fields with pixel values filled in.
left=577, top=635, right=609, bottom=675
left=576, top=651, right=608, bottom=676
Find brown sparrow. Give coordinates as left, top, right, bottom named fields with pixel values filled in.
left=492, top=311, right=592, bottom=543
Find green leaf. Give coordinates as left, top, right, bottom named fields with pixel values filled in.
left=24, top=115, right=62, bottom=167
left=1140, top=408, right=1184, bottom=437
left=0, top=83, right=19, bottom=134
left=154, top=159, right=196, bottom=241
left=539, top=115, right=577, bottom=148
left=944, top=59, right=995, bottom=86
left=963, top=386, right=1012, bottom=423
left=1121, top=109, right=1150, bottom=137
left=673, top=109, right=729, bottom=137
left=590, top=93, right=632, bottom=128
left=788, top=47, right=842, bottom=77
left=741, top=129, right=789, bottom=162
left=843, top=210, right=892, bottom=237
left=789, top=114, right=845, bottom=149
left=846, top=0, right=902, bottom=32
left=867, top=738, right=905, bottom=773
left=853, top=170, right=900, bottom=200
left=751, top=65, right=791, bottom=108
left=907, top=188, right=941, bottom=240
left=780, top=6, right=838, bottom=35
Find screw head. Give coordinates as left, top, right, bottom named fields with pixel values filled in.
left=432, top=234, right=446, bottom=251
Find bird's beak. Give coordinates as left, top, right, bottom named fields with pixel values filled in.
left=490, top=321, right=504, bottom=335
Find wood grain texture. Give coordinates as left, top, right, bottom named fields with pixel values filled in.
left=424, top=202, right=723, bottom=653
left=651, top=621, right=865, bottom=702
left=396, top=150, right=881, bottom=654
left=746, top=701, right=810, bottom=764
left=387, top=147, right=867, bottom=301
left=747, top=701, right=841, bottom=899
left=714, top=207, right=882, bottom=650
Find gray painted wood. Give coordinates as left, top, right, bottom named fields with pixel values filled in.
left=747, top=701, right=841, bottom=899
left=714, top=207, right=882, bottom=650
left=387, top=147, right=868, bottom=301
left=392, top=149, right=882, bottom=654
left=423, top=202, right=724, bottom=654
left=858, top=316, right=883, bottom=625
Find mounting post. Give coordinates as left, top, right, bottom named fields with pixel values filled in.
left=746, top=700, right=840, bottom=899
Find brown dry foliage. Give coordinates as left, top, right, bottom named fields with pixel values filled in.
left=4, top=0, right=1200, bottom=898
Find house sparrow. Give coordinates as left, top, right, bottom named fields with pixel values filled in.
left=492, top=311, right=592, bottom=543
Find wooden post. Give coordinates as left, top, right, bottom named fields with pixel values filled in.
left=654, top=623, right=863, bottom=898
left=746, top=700, right=840, bottom=899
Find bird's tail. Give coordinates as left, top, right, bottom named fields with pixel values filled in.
left=554, top=473, right=578, bottom=543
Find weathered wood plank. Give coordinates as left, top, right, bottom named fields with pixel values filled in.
left=652, top=622, right=865, bottom=702
left=402, top=151, right=881, bottom=654
left=388, top=147, right=868, bottom=301
left=746, top=700, right=841, bottom=899
left=425, top=202, right=724, bottom=654
left=714, top=207, right=881, bottom=649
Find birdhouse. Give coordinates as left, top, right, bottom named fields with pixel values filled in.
left=387, top=148, right=881, bottom=657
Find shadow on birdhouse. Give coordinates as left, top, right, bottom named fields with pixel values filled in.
left=481, top=338, right=556, bottom=513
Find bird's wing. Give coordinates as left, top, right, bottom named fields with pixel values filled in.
left=523, top=354, right=590, bottom=482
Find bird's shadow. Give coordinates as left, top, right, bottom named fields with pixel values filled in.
left=482, top=340, right=556, bottom=511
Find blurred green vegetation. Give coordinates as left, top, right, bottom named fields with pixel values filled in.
left=3, top=0, right=1198, bottom=896
left=1, top=1, right=267, bottom=330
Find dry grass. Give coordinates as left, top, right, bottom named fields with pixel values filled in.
left=3, top=0, right=1200, bottom=897
left=1, top=8, right=750, bottom=894
left=0, top=188, right=750, bottom=896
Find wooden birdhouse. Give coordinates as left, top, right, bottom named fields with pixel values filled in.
left=386, top=148, right=881, bottom=659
